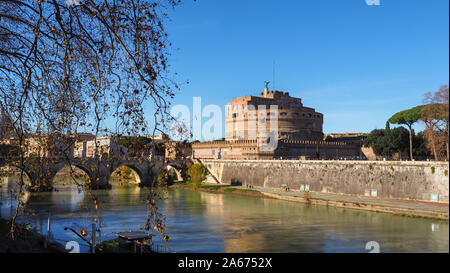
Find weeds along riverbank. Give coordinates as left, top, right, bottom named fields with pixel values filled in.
left=0, top=218, right=66, bottom=253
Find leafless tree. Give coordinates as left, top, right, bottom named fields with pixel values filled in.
left=421, top=85, right=449, bottom=161
left=0, top=0, right=184, bottom=243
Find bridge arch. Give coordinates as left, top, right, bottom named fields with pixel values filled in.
left=48, top=161, right=111, bottom=190
left=165, top=165, right=183, bottom=182
left=0, top=164, right=32, bottom=207
left=51, top=163, right=93, bottom=189
left=0, top=165, right=32, bottom=187
left=111, top=164, right=145, bottom=185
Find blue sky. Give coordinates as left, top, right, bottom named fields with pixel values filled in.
left=154, top=0, right=449, bottom=139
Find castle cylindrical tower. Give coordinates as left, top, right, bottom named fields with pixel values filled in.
left=225, top=89, right=324, bottom=142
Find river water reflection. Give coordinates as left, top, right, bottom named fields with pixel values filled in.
left=0, top=178, right=448, bottom=253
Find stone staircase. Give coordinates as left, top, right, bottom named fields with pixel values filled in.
left=191, top=158, right=221, bottom=184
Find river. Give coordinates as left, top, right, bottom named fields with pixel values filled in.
left=0, top=176, right=448, bottom=253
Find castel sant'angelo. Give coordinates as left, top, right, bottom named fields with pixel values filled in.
left=192, top=83, right=364, bottom=160
left=225, top=84, right=324, bottom=142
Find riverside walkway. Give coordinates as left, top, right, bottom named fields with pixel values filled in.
left=233, top=185, right=449, bottom=220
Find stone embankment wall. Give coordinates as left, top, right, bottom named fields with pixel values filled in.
left=201, top=160, right=449, bottom=203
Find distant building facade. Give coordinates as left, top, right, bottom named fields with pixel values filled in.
left=146, top=133, right=170, bottom=141
left=73, top=133, right=96, bottom=157
left=82, top=136, right=128, bottom=158
left=23, top=134, right=77, bottom=158
left=165, top=141, right=192, bottom=160
left=74, top=134, right=190, bottom=160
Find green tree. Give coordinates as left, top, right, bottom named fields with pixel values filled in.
left=186, top=164, right=207, bottom=188
left=364, top=127, right=428, bottom=159
left=413, top=132, right=431, bottom=158
left=388, top=105, right=424, bottom=160
left=157, top=169, right=177, bottom=187
left=364, top=129, right=390, bottom=157
left=387, top=127, right=410, bottom=159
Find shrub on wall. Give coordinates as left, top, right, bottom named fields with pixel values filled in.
left=186, top=164, right=207, bottom=188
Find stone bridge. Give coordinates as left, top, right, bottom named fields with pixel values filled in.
left=0, top=156, right=187, bottom=190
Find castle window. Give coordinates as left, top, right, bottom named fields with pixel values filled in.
left=307, top=113, right=312, bottom=118
left=232, top=113, right=238, bottom=118
left=292, top=113, right=299, bottom=118
left=280, top=112, right=287, bottom=117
